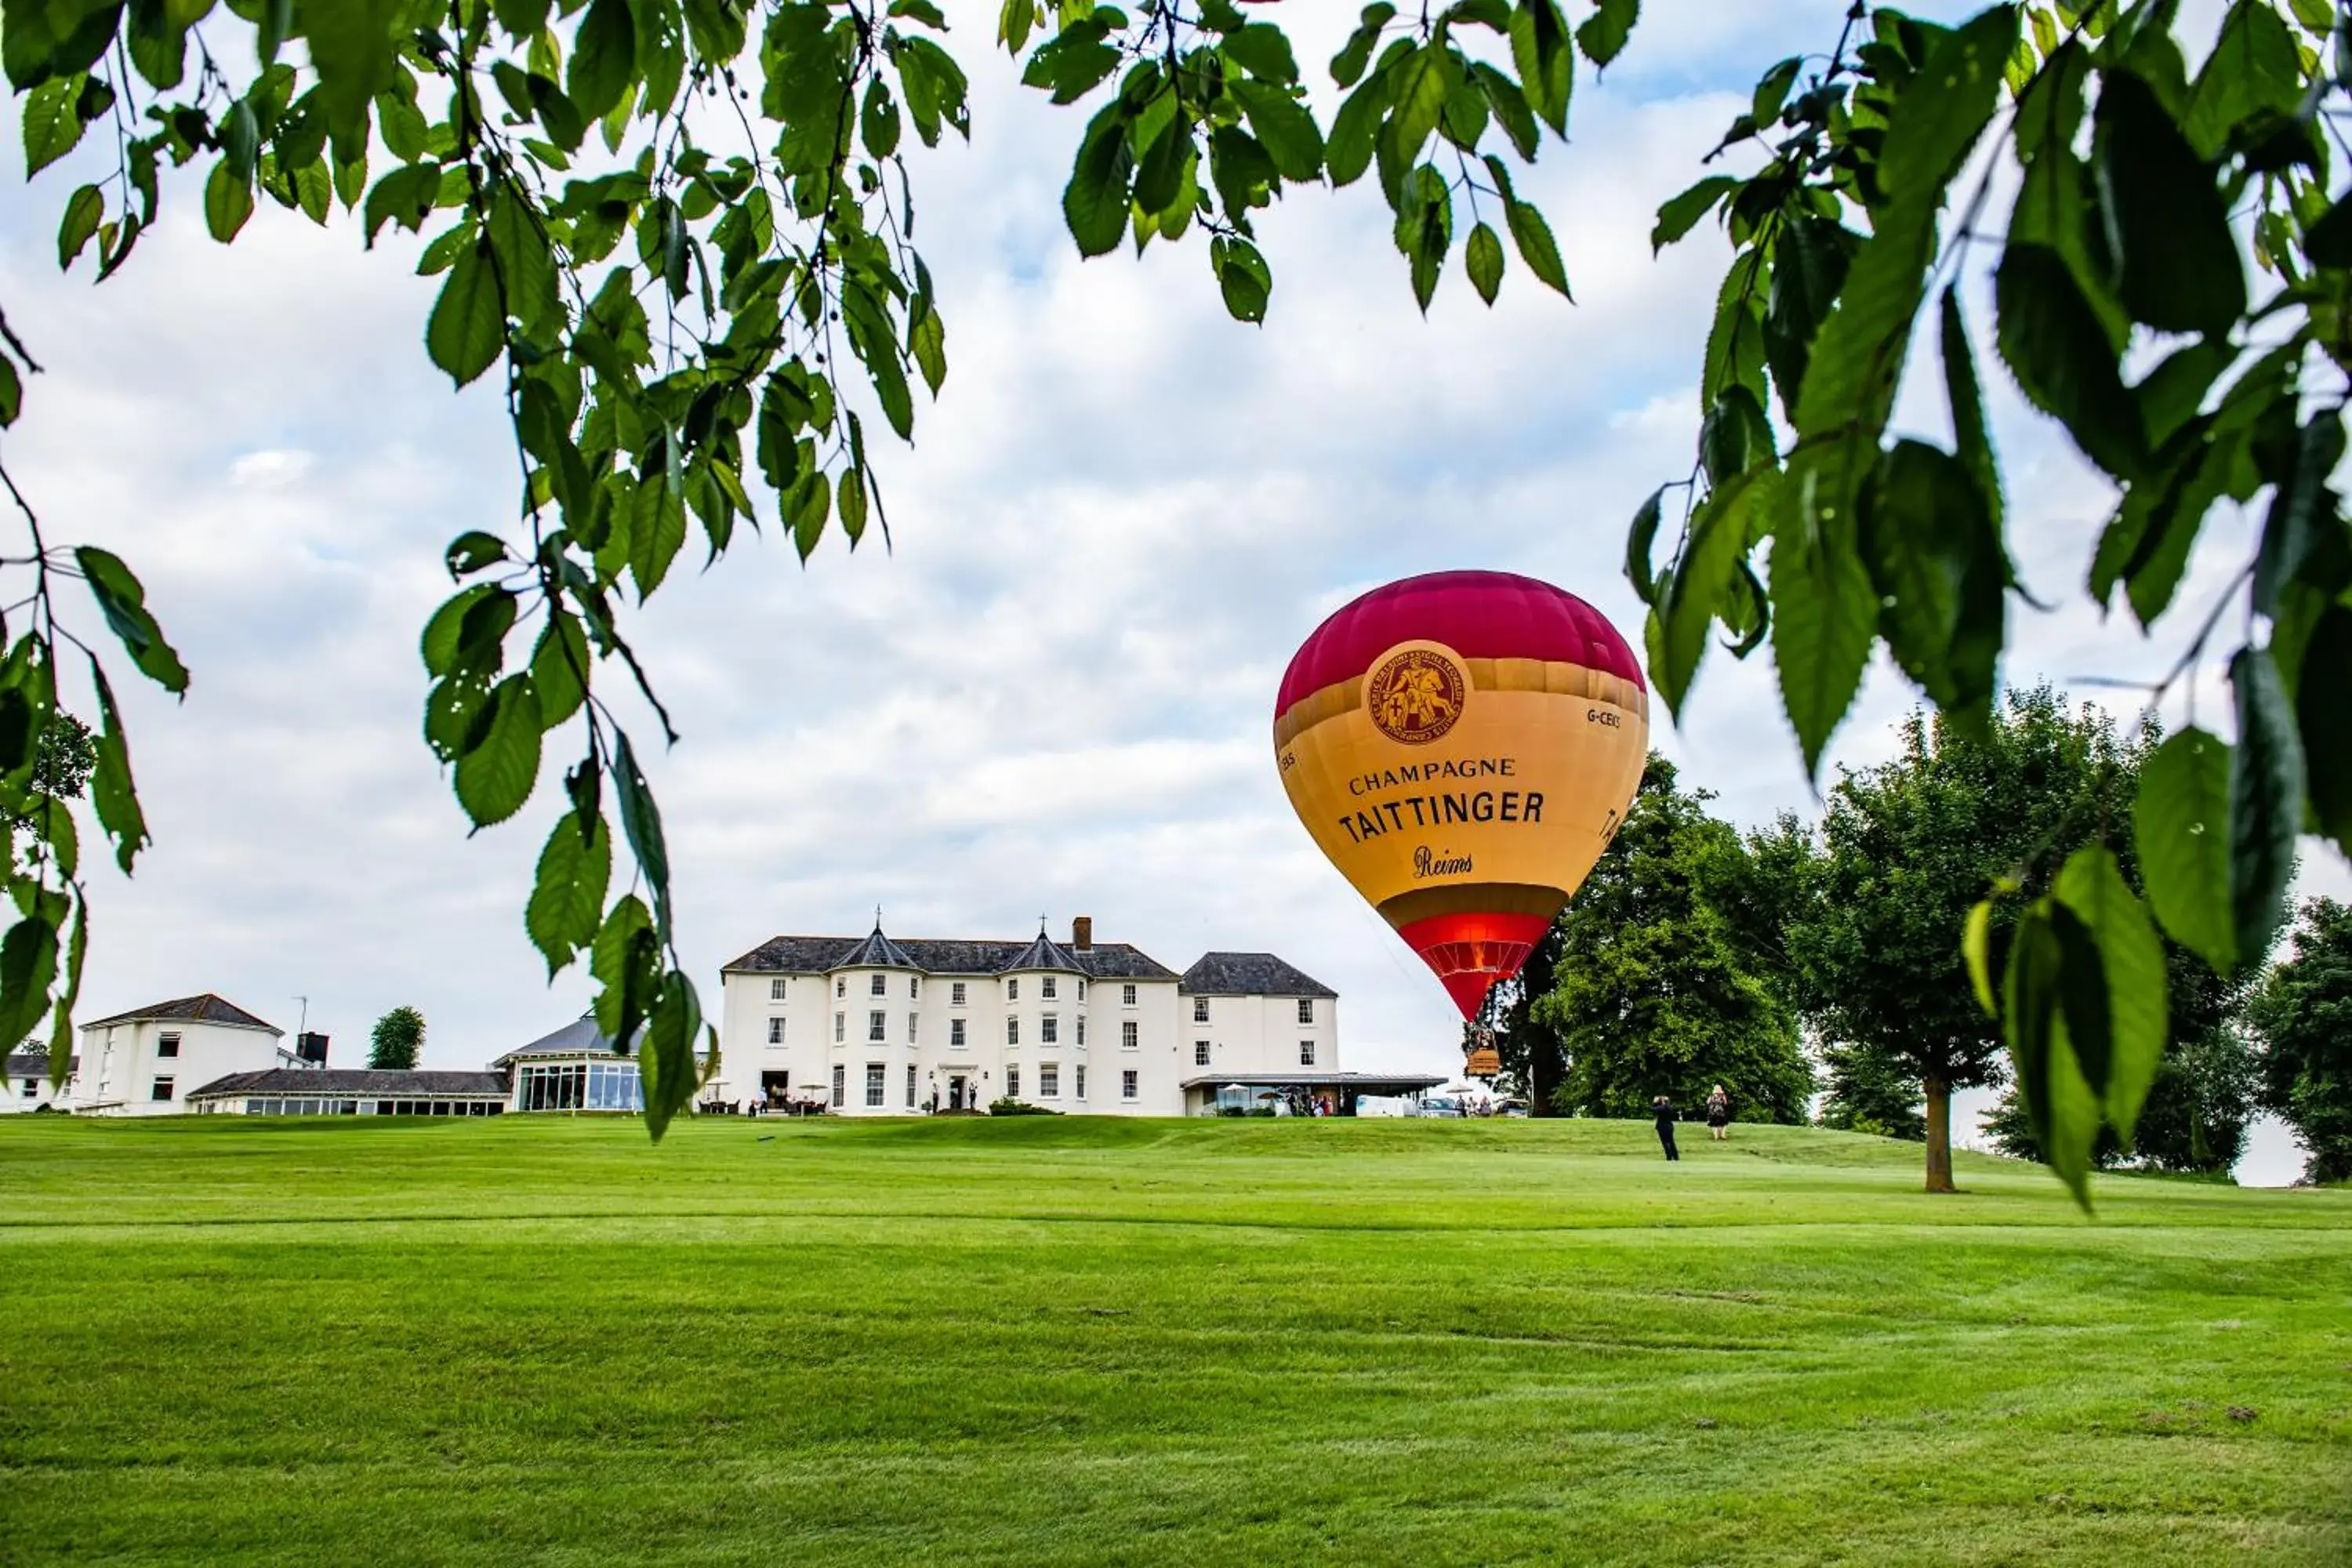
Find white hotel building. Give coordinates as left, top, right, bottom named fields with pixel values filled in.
left=719, top=916, right=1434, bottom=1116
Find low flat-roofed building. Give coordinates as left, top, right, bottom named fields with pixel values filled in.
left=187, top=1069, right=510, bottom=1117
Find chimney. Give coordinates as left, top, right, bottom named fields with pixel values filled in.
left=1071, top=916, right=1094, bottom=951
left=297, top=1032, right=329, bottom=1065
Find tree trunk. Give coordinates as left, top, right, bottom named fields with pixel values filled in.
left=1923, top=1076, right=1955, bottom=1193
left=1530, top=1035, right=1565, bottom=1116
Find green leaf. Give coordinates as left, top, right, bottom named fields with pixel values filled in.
left=1210, top=235, right=1270, bottom=324
left=2296, top=604, right=2352, bottom=850
left=85, top=657, right=147, bottom=875
left=1939, top=287, right=2001, bottom=531
left=909, top=304, right=946, bottom=393
left=1229, top=80, right=1322, bottom=182
left=1766, top=453, right=1877, bottom=775
left=2305, top=191, right=2352, bottom=269
left=525, top=808, right=610, bottom=977
left=1504, top=197, right=1568, bottom=298
left=2002, top=901, right=2100, bottom=1207
left=0, top=914, right=58, bottom=1062
left=1624, top=485, right=1664, bottom=605
left=2229, top=644, right=2303, bottom=969
left=1472, top=61, right=1537, bottom=160
left=2251, top=414, right=2347, bottom=618
left=57, top=182, right=101, bottom=268
left=2092, top=71, right=2245, bottom=336
left=1857, top=438, right=2006, bottom=722
left=2183, top=0, right=2303, bottom=158
left=1762, top=215, right=1855, bottom=423
left=303, top=0, right=401, bottom=158
left=860, top=75, right=901, bottom=159
left=23, top=72, right=85, bottom=176
left=1650, top=174, right=1733, bottom=253
left=568, top=0, right=637, bottom=123
left=1507, top=0, right=1573, bottom=135
left=1326, top=70, right=1389, bottom=187
left=426, top=240, right=504, bottom=388
left=1993, top=244, right=2143, bottom=479
left=74, top=546, right=188, bottom=695
left=202, top=160, right=252, bottom=242
left=1573, top=0, right=1637, bottom=68
left=452, top=674, right=543, bottom=828
left=1464, top=220, right=1504, bottom=304
left=1062, top=100, right=1133, bottom=257
left=1963, top=897, right=1997, bottom=1015
left=1657, top=465, right=1775, bottom=718
left=1331, top=4, right=1396, bottom=89
left=612, top=729, right=672, bottom=939
left=1394, top=163, right=1451, bottom=312
left=629, top=470, right=686, bottom=598
left=638, top=967, right=705, bottom=1141
left=2051, top=845, right=2168, bottom=1134
left=1386, top=43, right=1456, bottom=164
left=1751, top=55, right=1801, bottom=126
left=2132, top=725, right=2238, bottom=974
left=1220, top=22, right=1298, bottom=83
left=530, top=610, right=590, bottom=728
left=591, top=892, right=661, bottom=1052
left=420, top=584, right=503, bottom=677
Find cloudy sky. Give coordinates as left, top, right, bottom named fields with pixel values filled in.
left=0, top=1, right=2328, bottom=1180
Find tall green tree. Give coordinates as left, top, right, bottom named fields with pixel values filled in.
left=1531, top=754, right=1813, bottom=1123
left=1792, top=688, right=2151, bottom=1192
left=368, top=1006, right=426, bottom=1071
left=2247, top=898, right=2352, bottom=1184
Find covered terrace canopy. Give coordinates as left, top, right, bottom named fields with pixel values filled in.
left=1181, top=1071, right=1444, bottom=1116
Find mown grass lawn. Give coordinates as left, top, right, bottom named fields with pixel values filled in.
left=1, top=1113, right=2346, bottom=1566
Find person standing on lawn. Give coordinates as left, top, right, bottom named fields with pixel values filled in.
left=1706, top=1084, right=1732, bottom=1142
left=1652, top=1095, right=1680, bottom=1161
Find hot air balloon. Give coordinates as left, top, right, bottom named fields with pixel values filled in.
left=1272, top=571, right=1649, bottom=1019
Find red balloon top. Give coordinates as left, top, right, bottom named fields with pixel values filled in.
left=1275, top=570, right=1646, bottom=715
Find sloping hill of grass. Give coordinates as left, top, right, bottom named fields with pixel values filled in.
left=2, top=1115, right=2345, bottom=1566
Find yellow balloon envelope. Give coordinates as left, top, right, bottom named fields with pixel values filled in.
left=1273, top=571, right=1650, bottom=1017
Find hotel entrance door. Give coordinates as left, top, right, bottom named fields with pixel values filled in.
left=948, top=1075, right=971, bottom=1111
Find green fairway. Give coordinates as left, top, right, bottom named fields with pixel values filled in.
left=1, top=1116, right=2346, bottom=1566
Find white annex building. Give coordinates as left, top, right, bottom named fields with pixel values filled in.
left=718, top=916, right=1436, bottom=1116
left=67, top=994, right=318, bottom=1116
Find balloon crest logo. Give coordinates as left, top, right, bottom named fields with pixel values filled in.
left=1273, top=572, right=1650, bottom=1020
left=1366, top=644, right=1468, bottom=745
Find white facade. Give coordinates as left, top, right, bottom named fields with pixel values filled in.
left=717, top=922, right=1345, bottom=1117
left=2, top=1052, right=71, bottom=1112
left=71, top=996, right=307, bottom=1116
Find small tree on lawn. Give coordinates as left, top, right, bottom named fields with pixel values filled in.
left=2247, top=899, right=2352, bottom=1185
left=1792, top=689, right=2148, bottom=1192
left=1532, top=755, right=1813, bottom=1123
left=368, top=1007, right=426, bottom=1072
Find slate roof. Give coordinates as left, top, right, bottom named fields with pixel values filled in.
left=1003, top=930, right=1082, bottom=973
left=724, top=933, right=1179, bottom=981
left=1178, top=953, right=1338, bottom=998
left=491, top=1014, right=622, bottom=1065
left=6, top=1051, right=74, bottom=1077
left=186, top=1069, right=508, bottom=1099
left=838, top=924, right=920, bottom=970
left=81, top=993, right=282, bottom=1033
